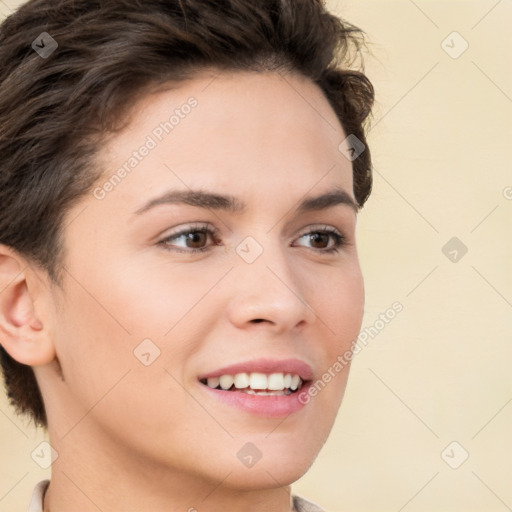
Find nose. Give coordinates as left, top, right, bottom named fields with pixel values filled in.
left=226, top=241, right=317, bottom=335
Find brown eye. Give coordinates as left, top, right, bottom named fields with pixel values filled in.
left=183, top=231, right=208, bottom=249
left=158, top=225, right=219, bottom=253
left=294, top=228, right=346, bottom=253
left=308, top=232, right=330, bottom=249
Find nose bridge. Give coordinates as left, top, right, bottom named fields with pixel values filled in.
left=228, top=231, right=315, bottom=329
left=237, top=232, right=296, bottom=292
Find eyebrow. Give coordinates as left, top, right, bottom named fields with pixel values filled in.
left=133, top=187, right=358, bottom=216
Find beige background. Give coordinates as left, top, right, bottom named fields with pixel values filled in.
left=1, top=1, right=511, bottom=511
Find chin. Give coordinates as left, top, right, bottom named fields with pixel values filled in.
left=216, top=437, right=320, bottom=491
left=224, top=462, right=313, bottom=491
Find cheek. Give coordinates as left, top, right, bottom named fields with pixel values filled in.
left=52, top=285, right=134, bottom=403
left=310, top=263, right=364, bottom=408
left=50, top=283, right=193, bottom=444
left=89, top=255, right=227, bottom=337
left=313, top=261, right=365, bottom=351
left=52, top=257, right=218, bottom=415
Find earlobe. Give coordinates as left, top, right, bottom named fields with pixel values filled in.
left=0, top=246, right=56, bottom=366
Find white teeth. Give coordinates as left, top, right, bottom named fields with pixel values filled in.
left=290, top=374, right=301, bottom=391
left=234, top=373, right=249, bottom=389
left=207, top=377, right=220, bottom=388
left=219, top=375, right=234, bottom=390
left=249, top=372, right=268, bottom=390
left=268, top=373, right=285, bottom=390
left=204, top=372, right=304, bottom=392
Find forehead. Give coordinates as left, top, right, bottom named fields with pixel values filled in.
left=94, top=70, right=353, bottom=211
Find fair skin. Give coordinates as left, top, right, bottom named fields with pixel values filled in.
left=0, top=70, right=364, bottom=512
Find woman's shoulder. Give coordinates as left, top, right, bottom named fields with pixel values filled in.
left=292, top=494, right=326, bottom=512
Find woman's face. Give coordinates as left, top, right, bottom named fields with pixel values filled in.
left=45, top=70, right=365, bottom=490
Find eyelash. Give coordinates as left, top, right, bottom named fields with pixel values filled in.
left=157, top=223, right=346, bottom=254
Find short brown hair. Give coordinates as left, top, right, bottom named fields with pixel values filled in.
left=0, top=0, right=374, bottom=428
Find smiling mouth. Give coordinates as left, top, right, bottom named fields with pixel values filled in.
left=199, top=372, right=306, bottom=396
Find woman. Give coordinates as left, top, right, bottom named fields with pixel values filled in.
left=0, top=0, right=374, bottom=510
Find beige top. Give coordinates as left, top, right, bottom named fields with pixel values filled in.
left=28, top=480, right=325, bottom=512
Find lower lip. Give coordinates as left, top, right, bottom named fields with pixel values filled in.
left=199, top=382, right=312, bottom=418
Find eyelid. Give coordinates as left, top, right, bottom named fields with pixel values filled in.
left=295, top=224, right=344, bottom=238
left=158, top=222, right=217, bottom=239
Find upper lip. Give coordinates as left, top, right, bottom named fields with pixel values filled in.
left=198, top=358, right=314, bottom=381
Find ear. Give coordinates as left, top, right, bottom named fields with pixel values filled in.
left=0, top=245, right=56, bottom=366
